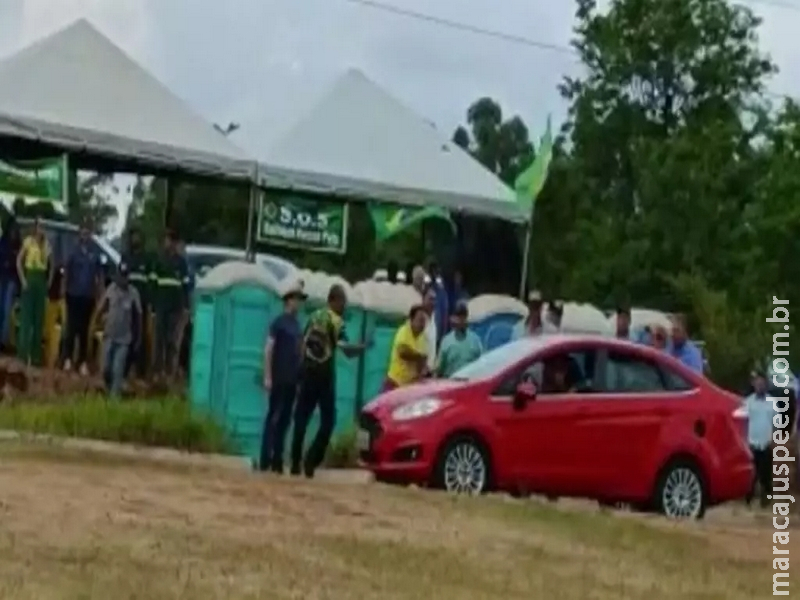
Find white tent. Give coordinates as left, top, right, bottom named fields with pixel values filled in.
left=0, top=19, right=255, bottom=180
left=261, top=69, right=527, bottom=223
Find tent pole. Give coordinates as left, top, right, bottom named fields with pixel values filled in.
left=163, top=177, right=174, bottom=228
left=245, top=184, right=255, bottom=261
left=518, top=220, right=532, bottom=300
left=245, top=163, right=259, bottom=261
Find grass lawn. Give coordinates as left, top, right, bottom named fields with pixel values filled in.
left=0, top=440, right=793, bottom=599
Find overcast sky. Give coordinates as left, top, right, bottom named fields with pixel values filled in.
left=1, top=0, right=797, bottom=162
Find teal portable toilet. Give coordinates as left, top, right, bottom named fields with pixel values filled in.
left=294, top=269, right=369, bottom=436
left=467, top=294, right=527, bottom=350
left=354, top=280, right=421, bottom=406
left=190, top=261, right=283, bottom=459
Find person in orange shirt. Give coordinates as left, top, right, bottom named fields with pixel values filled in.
left=383, top=305, right=428, bottom=391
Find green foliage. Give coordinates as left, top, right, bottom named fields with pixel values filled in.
left=0, top=396, right=232, bottom=453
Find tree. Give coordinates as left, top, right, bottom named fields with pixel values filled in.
left=452, top=98, right=534, bottom=293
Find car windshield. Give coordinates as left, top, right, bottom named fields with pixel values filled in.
left=450, top=337, right=551, bottom=381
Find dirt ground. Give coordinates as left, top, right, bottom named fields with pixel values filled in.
left=0, top=441, right=795, bottom=600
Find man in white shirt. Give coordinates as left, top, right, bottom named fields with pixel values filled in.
left=422, top=284, right=438, bottom=373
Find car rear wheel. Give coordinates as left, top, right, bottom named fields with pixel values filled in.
left=434, top=436, right=490, bottom=495
left=654, top=460, right=706, bottom=520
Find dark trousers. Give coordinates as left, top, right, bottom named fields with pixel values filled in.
left=61, top=295, right=94, bottom=365
left=746, top=446, right=772, bottom=506
left=259, top=382, right=297, bottom=470
left=291, top=376, right=336, bottom=473
left=153, top=307, right=181, bottom=376
left=125, top=301, right=149, bottom=378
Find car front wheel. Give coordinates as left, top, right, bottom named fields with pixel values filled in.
left=434, top=436, right=490, bottom=495
left=654, top=460, right=707, bottom=520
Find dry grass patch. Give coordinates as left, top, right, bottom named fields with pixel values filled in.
left=0, top=441, right=794, bottom=600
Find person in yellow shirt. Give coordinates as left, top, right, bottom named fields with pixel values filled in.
left=384, top=305, right=428, bottom=391
left=16, top=217, right=52, bottom=366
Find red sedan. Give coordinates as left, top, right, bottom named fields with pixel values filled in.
left=358, top=335, right=753, bottom=519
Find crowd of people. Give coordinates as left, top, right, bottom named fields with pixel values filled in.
left=258, top=260, right=717, bottom=476
left=0, top=215, right=192, bottom=396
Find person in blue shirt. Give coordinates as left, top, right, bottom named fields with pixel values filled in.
left=61, top=220, right=101, bottom=375
left=742, top=370, right=776, bottom=507
left=260, top=280, right=306, bottom=474
left=436, top=302, right=483, bottom=377
left=667, top=314, right=703, bottom=373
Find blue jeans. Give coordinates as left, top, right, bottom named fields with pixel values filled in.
left=103, top=339, right=129, bottom=396
left=0, top=278, right=16, bottom=345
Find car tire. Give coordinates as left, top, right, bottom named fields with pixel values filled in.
left=433, top=435, right=491, bottom=495
left=653, top=459, right=707, bottom=520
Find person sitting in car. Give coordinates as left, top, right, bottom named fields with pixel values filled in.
left=541, top=354, right=581, bottom=394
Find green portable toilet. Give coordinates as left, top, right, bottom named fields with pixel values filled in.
left=190, top=261, right=282, bottom=458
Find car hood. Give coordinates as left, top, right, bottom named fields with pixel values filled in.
left=364, top=379, right=469, bottom=412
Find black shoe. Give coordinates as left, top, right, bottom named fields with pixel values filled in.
left=270, top=461, right=284, bottom=475
left=289, top=463, right=302, bottom=476
left=303, top=462, right=315, bottom=479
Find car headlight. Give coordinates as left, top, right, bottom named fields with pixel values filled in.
left=391, top=398, right=443, bottom=421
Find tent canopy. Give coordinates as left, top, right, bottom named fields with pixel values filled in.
left=0, top=19, right=254, bottom=180
left=261, top=70, right=526, bottom=224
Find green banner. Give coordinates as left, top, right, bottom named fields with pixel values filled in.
left=369, top=203, right=454, bottom=242
left=0, top=156, right=67, bottom=205
left=257, top=192, right=348, bottom=253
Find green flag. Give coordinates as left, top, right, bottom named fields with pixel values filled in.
left=514, top=115, right=553, bottom=210
left=369, top=203, right=454, bottom=242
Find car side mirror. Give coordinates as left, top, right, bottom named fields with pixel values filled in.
left=513, top=381, right=537, bottom=411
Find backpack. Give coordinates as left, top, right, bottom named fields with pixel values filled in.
left=303, top=309, right=338, bottom=367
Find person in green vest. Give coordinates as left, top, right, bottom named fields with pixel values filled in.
left=152, top=229, right=190, bottom=383
left=16, top=217, right=53, bottom=366
left=122, top=226, right=155, bottom=378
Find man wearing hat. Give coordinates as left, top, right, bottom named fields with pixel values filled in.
left=96, top=262, right=142, bottom=397
left=512, top=290, right=557, bottom=340
left=436, top=301, right=483, bottom=377
left=260, top=279, right=306, bottom=473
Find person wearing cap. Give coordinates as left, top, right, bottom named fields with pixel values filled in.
left=16, top=216, right=53, bottom=366
left=437, top=301, right=483, bottom=377
left=152, top=229, right=190, bottom=382
left=512, top=290, right=556, bottom=340
left=742, top=369, right=776, bottom=507
left=122, top=226, right=156, bottom=378
left=259, top=280, right=305, bottom=473
left=96, top=262, right=142, bottom=397
left=291, top=283, right=369, bottom=478
left=60, top=219, right=102, bottom=375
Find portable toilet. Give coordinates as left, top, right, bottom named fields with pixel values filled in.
left=558, top=302, right=612, bottom=335
left=468, top=294, right=527, bottom=350
left=190, top=261, right=283, bottom=459
left=356, top=280, right=421, bottom=405
left=297, top=269, right=368, bottom=434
